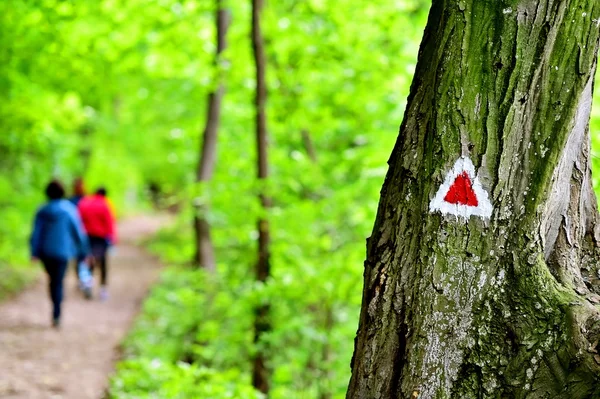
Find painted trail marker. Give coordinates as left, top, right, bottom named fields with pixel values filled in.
left=429, top=157, right=493, bottom=219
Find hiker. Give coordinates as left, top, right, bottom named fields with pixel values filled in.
left=69, top=177, right=86, bottom=206
left=78, top=187, right=117, bottom=301
left=68, top=177, right=90, bottom=288
left=30, top=180, right=90, bottom=328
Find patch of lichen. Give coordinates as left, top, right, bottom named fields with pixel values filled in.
left=451, top=246, right=600, bottom=398
left=581, top=233, right=600, bottom=296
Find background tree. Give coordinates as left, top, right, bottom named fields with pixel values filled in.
left=251, top=0, right=272, bottom=393
left=347, top=1, right=600, bottom=398
left=2, top=0, right=600, bottom=397
left=194, top=0, right=231, bottom=270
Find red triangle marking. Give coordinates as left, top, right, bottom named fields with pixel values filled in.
left=444, top=172, right=479, bottom=206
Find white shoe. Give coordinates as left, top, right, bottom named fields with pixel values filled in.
left=99, top=288, right=109, bottom=302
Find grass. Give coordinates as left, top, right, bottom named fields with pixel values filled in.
left=0, top=263, right=39, bottom=302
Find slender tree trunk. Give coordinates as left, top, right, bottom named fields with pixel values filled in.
left=79, top=125, right=92, bottom=174
left=301, top=129, right=318, bottom=162
left=347, top=2, right=600, bottom=398
left=193, top=0, right=230, bottom=270
left=251, top=0, right=272, bottom=394
left=318, top=305, right=334, bottom=399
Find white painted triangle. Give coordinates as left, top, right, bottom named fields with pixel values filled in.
left=429, top=156, right=493, bottom=219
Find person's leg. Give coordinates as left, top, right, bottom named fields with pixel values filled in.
left=99, top=253, right=109, bottom=300
left=41, top=259, right=55, bottom=318
left=53, top=259, right=68, bottom=320
left=98, top=241, right=108, bottom=300
left=100, top=254, right=107, bottom=286
left=42, top=258, right=68, bottom=326
left=74, top=259, right=81, bottom=282
left=90, top=236, right=109, bottom=299
left=89, top=236, right=103, bottom=279
left=78, top=259, right=93, bottom=299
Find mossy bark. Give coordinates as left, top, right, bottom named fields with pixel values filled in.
left=347, top=1, right=600, bottom=398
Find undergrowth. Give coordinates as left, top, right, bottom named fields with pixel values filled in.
left=0, top=263, right=38, bottom=302
left=108, top=216, right=357, bottom=399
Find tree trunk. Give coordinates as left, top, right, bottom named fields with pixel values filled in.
left=251, top=0, right=272, bottom=394
left=193, top=0, right=230, bottom=270
left=301, top=129, right=318, bottom=162
left=79, top=125, right=92, bottom=174
left=318, top=305, right=334, bottom=399
left=347, top=2, right=600, bottom=398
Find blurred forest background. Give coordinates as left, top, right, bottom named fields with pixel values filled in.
left=2, top=1, right=600, bottom=398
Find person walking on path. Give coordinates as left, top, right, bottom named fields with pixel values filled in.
left=30, top=180, right=90, bottom=328
left=69, top=177, right=86, bottom=206
left=78, top=187, right=117, bottom=301
left=68, top=177, right=90, bottom=288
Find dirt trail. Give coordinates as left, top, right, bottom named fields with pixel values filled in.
left=0, top=215, right=169, bottom=399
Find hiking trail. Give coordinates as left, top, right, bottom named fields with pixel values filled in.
left=0, top=215, right=169, bottom=399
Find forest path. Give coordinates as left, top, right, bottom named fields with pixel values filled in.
left=0, top=215, right=169, bottom=399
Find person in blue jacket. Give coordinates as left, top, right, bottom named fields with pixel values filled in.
left=30, top=180, right=90, bottom=328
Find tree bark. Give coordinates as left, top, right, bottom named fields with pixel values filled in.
left=251, top=0, right=272, bottom=394
left=193, top=0, right=230, bottom=270
left=347, top=1, right=600, bottom=398
left=318, top=305, right=335, bottom=399
left=301, top=129, right=318, bottom=162
left=79, top=125, right=92, bottom=175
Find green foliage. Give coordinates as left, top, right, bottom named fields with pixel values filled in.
left=109, top=267, right=260, bottom=399
left=116, top=217, right=358, bottom=397
left=3, top=0, right=600, bottom=397
left=0, top=263, right=38, bottom=302
left=591, top=68, right=600, bottom=195
left=102, top=1, right=431, bottom=396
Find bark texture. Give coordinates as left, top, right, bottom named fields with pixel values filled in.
left=302, top=129, right=318, bottom=162
left=193, top=0, right=230, bottom=270
left=251, top=0, right=272, bottom=394
left=347, top=1, right=600, bottom=398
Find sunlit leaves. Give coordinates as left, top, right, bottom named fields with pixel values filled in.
left=4, top=0, right=600, bottom=397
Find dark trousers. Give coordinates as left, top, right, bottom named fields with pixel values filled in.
left=41, top=257, right=68, bottom=320
left=89, top=236, right=108, bottom=286
left=73, top=259, right=81, bottom=281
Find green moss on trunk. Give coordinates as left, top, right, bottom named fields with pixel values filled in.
left=347, top=1, right=600, bottom=398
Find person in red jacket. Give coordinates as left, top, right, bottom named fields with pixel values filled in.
left=78, top=187, right=117, bottom=301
